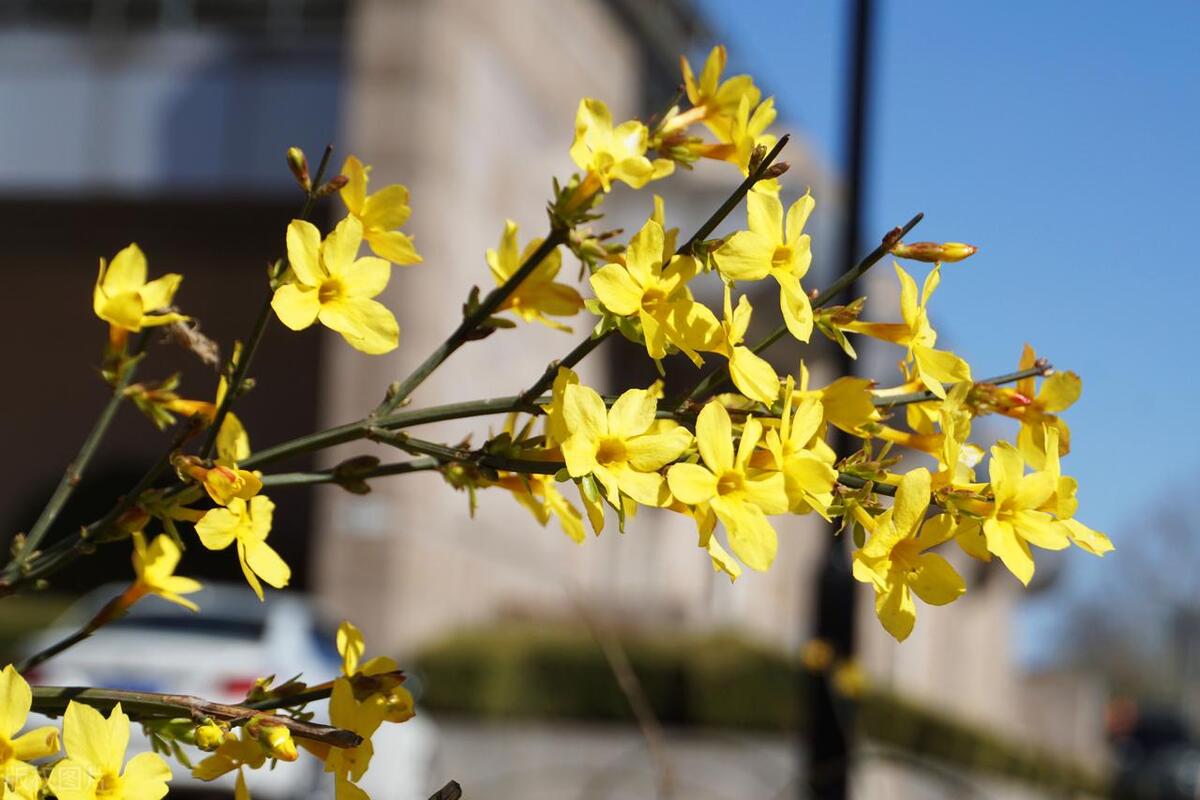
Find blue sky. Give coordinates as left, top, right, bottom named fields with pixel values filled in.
left=698, top=0, right=1200, bottom=659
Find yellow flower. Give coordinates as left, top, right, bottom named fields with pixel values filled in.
left=336, top=622, right=415, bottom=725
left=673, top=45, right=762, bottom=140
left=487, top=220, right=583, bottom=332
left=725, top=95, right=778, bottom=174
left=713, top=189, right=816, bottom=342
left=194, top=496, right=290, bottom=601
left=843, top=263, right=971, bottom=398
left=271, top=216, right=399, bottom=355
left=93, top=244, right=186, bottom=333
left=0, top=665, right=59, bottom=800
left=1005, top=344, right=1080, bottom=469
left=667, top=401, right=788, bottom=571
left=713, top=286, right=779, bottom=405
left=852, top=469, right=966, bottom=641
left=541, top=366, right=579, bottom=448
left=983, top=442, right=1068, bottom=585
left=1039, top=426, right=1113, bottom=557
left=590, top=218, right=719, bottom=365
left=128, top=532, right=202, bottom=612
left=760, top=379, right=837, bottom=517
left=569, top=98, right=674, bottom=194
left=192, top=728, right=266, bottom=800
left=561, top=385, right=692, bottom=508
left=48, top=702, right=171, bottom=800
left=339, top=156, right=422, bottom=265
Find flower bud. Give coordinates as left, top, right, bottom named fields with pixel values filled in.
left=257, top=723, right=298, bottom=762
left=313, top=175, right=349, bottom=198
left=890, top=241, right=978, bottom=263
left=194, top=719, right=227, bottom=751
left=286, top=147, right=311, bottom=191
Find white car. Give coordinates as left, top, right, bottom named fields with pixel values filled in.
left=22, top=583, right=438, bottom=800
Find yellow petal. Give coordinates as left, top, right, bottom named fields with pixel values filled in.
left=367, top=230, right=422, bottom=265
left=909, top=553, right=965, bottom=606
left=1038, top=371, right=1082, bottom=413
left=892, top=468, right=932, bottom=536
left=742, top=472, right=789, bottom=515
left=713, top=230, right=773, bottom=281
left=340, top=155, right=368, bottom=216
left=324, top=215, right=365, bottom=275
left=606, top=389, right=656, bottom=439
left=984, top=518, right=1034, bottom=585
left=626, top=427, right=692, bottom=472
left=98, top=292, right=146, bottom=332
left=194, top=507, right=238, bottom=551
left=729, top=346, right=779, bottom=405
left=340, top=257, right=391, bottom=299
left=105, top=244, right=149, bottom=294
left=666, top=463, right=717, bottom=505
left=590, top=265, right=642, bottom=316
left=318, top=297, right=400, bottom=354
left=746, top=189, right=783, bottom=242
left=613, top=467, right=666, bottom=507
left=561, top=434, right=598, bottom=479
left=11, top=725, right=60, bottom=761
left=121, top=751, right=172, bottom=800
left=695, top=401, right=734, bottom=472
left=712, top=497, right=777, bottom=571
left=778, top=275, right=814, bottom=342
left=360, top=184, right=411, bottom=232
left=0, top=664, right=31, bottom=738
left=876, top=581, right=916, bottom=641
left=244, top=540, right=291, bottom=590
left=785, top=193, right=815, bottom=248
left=49, top=758, right=97, bottom=800
left=563, top=384, right=608, bottom=440
left=337, top=621, right=365, bottom=676
left=272, top=282, right=321, bottom=331
left=286, top=220, right=324, bottom=286
left=138, top=273, right=182, bottom=313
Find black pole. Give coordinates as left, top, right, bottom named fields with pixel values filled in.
left=803, top=0, right=874, bottom=798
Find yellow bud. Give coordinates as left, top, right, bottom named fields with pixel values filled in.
left=890, top=241, right=978, bottom=263
left=194, top=720, right=227, bottom=751
left=286, top=147, right=311, bottom=191
left=258, top=723, right=298, bottom=762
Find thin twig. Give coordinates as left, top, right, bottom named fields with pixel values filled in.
left=8, top=334, right=149, bottom=576
left=30, top=686, right=361, bottom=748
left=872, top=363, right=1051, bottom=408
left=374, top=229, right=570, bottom=417
left=199, top=144, right=336, bottom=459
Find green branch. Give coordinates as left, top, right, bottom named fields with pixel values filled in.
left=260, top=458, right=440, bottom=488
left=872, top=363, right=1052, bottom=408
left=374, top=229, right=570, bottom=417
left=199, top=144, right=336, bottom=459
left=30, top=686, right=360, bottom=748
left=6, top=335, right=149, bottom=580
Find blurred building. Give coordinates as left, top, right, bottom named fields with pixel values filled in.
left=0, top=1, right=1106, bottom=797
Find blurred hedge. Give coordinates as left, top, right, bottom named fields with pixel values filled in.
left=415, top=621, right=1109, bottom=795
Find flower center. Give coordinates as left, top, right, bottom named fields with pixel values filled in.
left=716, top=471, right=745, bottom=497
left=319, top=277, right=345, bottom=304
left=640, top=287, right=668, bottom=316
left=595, top=437, right=628, bottom=467
left=95, top=772, right=122, bottom=798
left=0, top=736, right=12, bottom=765
left=892, top=539, right=921, bottom=570
left=771, top=245, right=793, bottom=270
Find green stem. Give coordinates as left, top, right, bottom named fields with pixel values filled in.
left=369, top=430, right=564, bottom=476
left=29, top=686, right=360, bottom=748
left=873, top=363, right=1051, bottom=408
left=375, top=228, right=570, bottom=417
left=199, top=144, right=336, bottom=459
left=260, top=458, right=440, bottom=488
left=679, top=212, right=926, bottom=406
left=9, top=336, right=148, bottom=575
left=837, top=473, right=897, bottom=497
